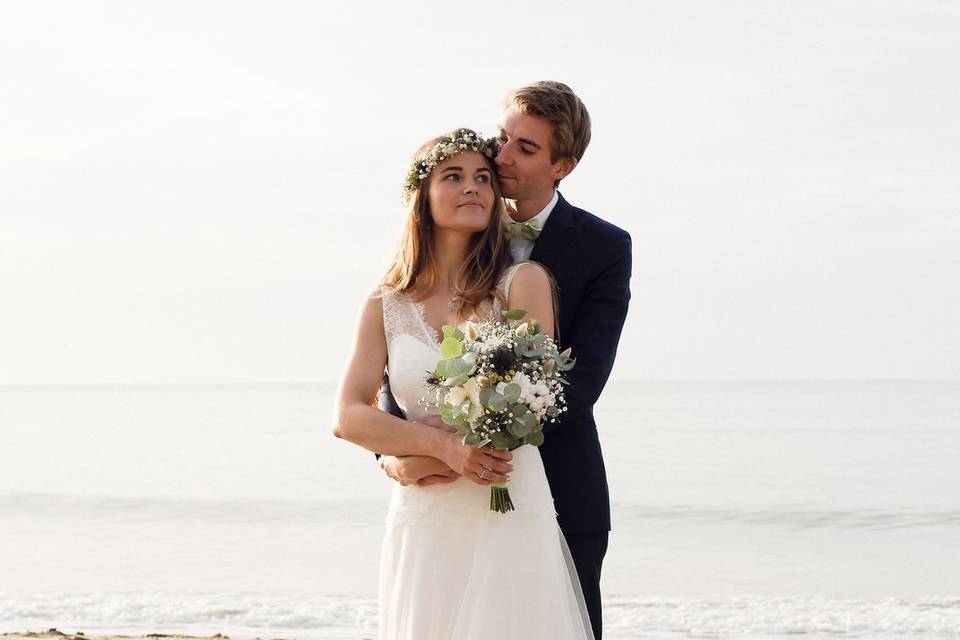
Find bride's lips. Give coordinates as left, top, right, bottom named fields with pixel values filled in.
left=458, top=201, right=484, bottom=208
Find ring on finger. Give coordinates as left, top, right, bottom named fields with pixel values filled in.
left=478, top=467, right=487, bottom=480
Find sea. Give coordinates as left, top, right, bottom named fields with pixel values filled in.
left=1, top=380, right=958, bottom=639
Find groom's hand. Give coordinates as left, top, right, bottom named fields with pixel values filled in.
left=417, top=469, right=460, bottom=486
left=379, top=455, right=408, bottom=485
left=380, top=454, right=461, bottom=486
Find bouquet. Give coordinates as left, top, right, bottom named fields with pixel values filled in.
left=423, top=309, right=575, bottom=513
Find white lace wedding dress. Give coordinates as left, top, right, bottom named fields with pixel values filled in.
left=378, top=263, right=595, bottom=640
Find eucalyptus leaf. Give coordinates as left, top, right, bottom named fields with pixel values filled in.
left=510, top=418, right=532, bottom=438
left=488, top=393, right=507, bottom=412
left=524, top=431, right=545, bottom=446
left=518, top=411, right=537, bottom=431
left=436, top=357, right=467, bottom=379
left=440, top=404, right=455, bottom=425
left=491, top=431, right=520, bottom=451
left=440, top=336, right=464, bottom=359
left=509, top=402, right=532, bottom=420
left=503, top=308, right=527, bottom=321
left=479, top=387, right=497, bottom=410
left=443, top=374, right=469, bottom=387
left=463, top=432, right=482, bottom=446
left=502, top=383, right=521, bottom=404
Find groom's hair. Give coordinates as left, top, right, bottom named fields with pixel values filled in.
left=507, top=81, right=591, bottom=164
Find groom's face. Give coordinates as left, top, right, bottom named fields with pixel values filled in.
left=495, top=107, right=572, bottom=202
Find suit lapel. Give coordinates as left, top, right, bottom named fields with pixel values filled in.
left=529, top=191, right=576, bottom=269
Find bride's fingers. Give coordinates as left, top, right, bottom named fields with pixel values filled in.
left=480, top=445, right=513, bottom=462
left=480, top=453, right=514, bottom=475
left=473, top=470, right=493, bottom=486
left=475, top=464, right=508, bottom=484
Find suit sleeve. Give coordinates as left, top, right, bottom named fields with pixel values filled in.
left=374, top=375, right=406, bottom=460
left=546, top=231, right=632, bottom=434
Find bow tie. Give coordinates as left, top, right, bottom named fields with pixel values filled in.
left=507, top=218, right=542, bottom=242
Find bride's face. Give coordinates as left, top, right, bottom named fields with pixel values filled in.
left=426, top=152, right=495, bottom=234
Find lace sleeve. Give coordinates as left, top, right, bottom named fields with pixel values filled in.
left=380, top=288, right=405, bottom=345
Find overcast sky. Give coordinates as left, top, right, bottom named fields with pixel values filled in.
left=1, top=1, right=958, bottom=385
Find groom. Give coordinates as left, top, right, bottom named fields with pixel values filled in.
left=381, top=81, right=632, bottom=640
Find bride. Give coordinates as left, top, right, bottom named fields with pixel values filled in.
left=333, top=128, right=594, bottom=640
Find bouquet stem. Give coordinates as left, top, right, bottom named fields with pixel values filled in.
left=490, top=482, right=514, bottom=513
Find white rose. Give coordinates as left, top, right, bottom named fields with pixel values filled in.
left=464, top=377, right=484, bottom=424
left=446, top=385, right=467, bottom=407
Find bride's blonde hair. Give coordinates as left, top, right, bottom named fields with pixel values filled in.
left=380, top=128, right=513, bottom=317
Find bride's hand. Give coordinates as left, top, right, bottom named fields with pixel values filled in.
left=437, top=432, right=514, bottom=486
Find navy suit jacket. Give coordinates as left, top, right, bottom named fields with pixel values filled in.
left=527, top=192, right=631, bottom=533
left=381, top=192, right=632, bottom=534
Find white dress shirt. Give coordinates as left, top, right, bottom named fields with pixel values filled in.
left=510, top=190, right=559, bottom=263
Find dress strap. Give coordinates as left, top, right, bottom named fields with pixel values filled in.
left=498, top=261, right=528, bottom=302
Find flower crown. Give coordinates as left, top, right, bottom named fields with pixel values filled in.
left=403, top=128, right=499, bottom=201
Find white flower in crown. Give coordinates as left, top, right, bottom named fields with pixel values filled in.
left=402, top=129, right=500, bottom=202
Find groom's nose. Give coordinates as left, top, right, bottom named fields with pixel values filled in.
left=495, top=143, right=513, bottom=167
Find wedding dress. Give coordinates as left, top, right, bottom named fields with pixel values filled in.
left=378, top=262, right=595, bottom=640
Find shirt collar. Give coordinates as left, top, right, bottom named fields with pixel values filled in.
left=522, top=190, right=559, bottom=231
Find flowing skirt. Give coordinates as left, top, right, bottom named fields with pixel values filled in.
left=378, top=445, right=594, bottom=640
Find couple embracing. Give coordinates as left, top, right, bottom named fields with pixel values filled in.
left=333, top=81, right=632, bottom=640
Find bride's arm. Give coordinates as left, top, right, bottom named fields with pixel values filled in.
left=332, top=292, right=514, bottom=484
left=507, top=262, right=556, bottom=340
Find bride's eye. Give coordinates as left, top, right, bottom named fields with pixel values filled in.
left=476, top=174, right=489, bottom=183
left=444, top=173, right=460, bottom=181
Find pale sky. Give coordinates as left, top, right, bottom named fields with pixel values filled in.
left=1, top=1, right=958, bottom=385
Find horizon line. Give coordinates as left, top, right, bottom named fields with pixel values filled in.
left=1, top=377, right=959, bottom=389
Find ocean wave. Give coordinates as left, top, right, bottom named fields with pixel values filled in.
left=0, top=493, right=385, bottom=525
left=616, top=503, right=960, bottom=530
left=2, top=592, right=959, bottom=638
left=6, top=494, right=959, bottom=532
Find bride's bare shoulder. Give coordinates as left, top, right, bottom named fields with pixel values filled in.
left=508, top=261, right=552, bottom=297
left=349, top=288, right=386, bottom=337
